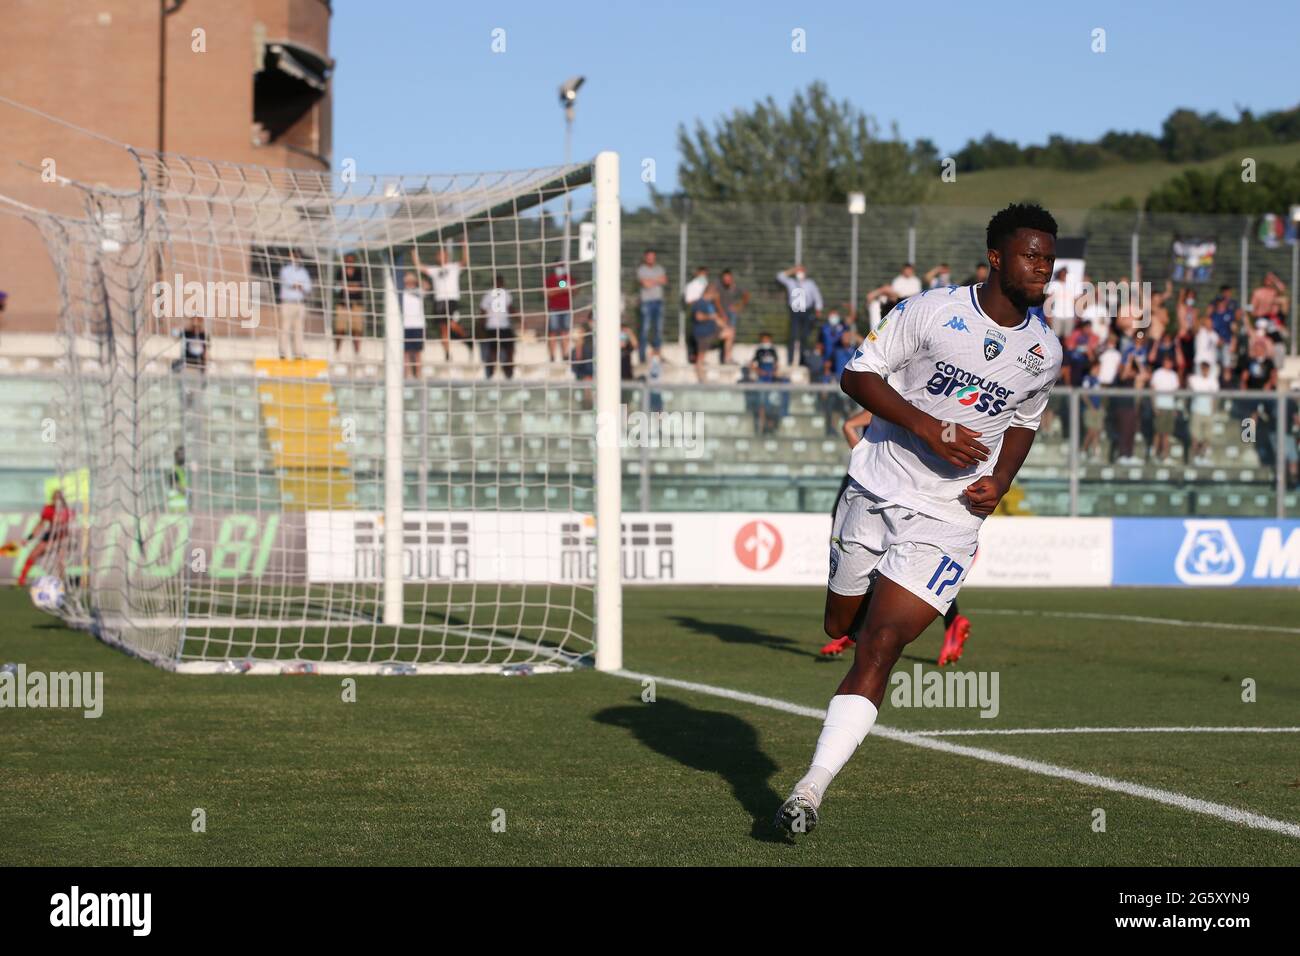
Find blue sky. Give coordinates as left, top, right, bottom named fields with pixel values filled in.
left=332, top=0, right=1299, bottom=209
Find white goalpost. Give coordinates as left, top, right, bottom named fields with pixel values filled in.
left=1, top=148, right=624, bottom=675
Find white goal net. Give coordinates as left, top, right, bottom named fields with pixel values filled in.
left=2, top=148, right=623, bottom=674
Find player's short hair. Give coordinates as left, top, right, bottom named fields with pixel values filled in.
left=986, top=202, right=1058, bottom=252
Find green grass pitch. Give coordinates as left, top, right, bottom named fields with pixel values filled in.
left=2, top=585, right=1298, bottom=866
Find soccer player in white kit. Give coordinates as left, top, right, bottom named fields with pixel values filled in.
left=776, top=203, right=1064, bottom=835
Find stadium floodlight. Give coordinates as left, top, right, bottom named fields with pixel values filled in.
left=558, top=75, right=585, bottom=120
left=847, top=192, right=866, bottom=216
left=6, top=147, right=624, bottom=675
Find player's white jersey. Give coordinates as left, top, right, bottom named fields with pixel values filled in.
left=844, top=284, right=1062, bottom=528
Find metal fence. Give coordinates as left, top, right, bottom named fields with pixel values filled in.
left=621, top=202, right=1300, bottom=353
left=617, top=381, right=1300, bottom=520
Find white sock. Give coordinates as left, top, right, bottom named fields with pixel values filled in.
left=794, top=694, right=879, bottom=804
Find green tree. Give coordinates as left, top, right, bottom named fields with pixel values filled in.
left=666, top=82, right=931, bottom=207
left=1145, top=159, right=1300, bottom=214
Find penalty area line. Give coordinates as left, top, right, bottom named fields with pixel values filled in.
left=611, top=668, right=1300, bottom=841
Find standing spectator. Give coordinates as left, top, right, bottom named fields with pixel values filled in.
left=689, top=283, right=736, bottom=381
left=619, top=322, right=638, bottom=381
left=1043, top=266, right=1076, bottom=341
left=1063, top=319, right=1098, bottom=385
left=923, top=263, right=952, bottom=289
left=1209, top=285, right=1239, bottom=348
left=817, top=308, right=845, bottom=357
left=1096, top=331, right=1122, bottom=385
left=277, top=249, right=312, bottom=360
left=1149, top=354, right=1180, bottom=462
left=1238, top=334, right=1278, bottom=470
left=1249, top=272, right=1287, bottom=322
left=802, top=339, right=833, bottom=434
left=683, top=265, right=709, bottom=307
left=1191, top=312, right=1219, bottom=378
left=399, top=269, right=427, bottom=379
left=635, top=249, right=667, bottom=363
left=960, top=262, right=990, bottom=287
left=1112, top=346, right=1141, bottom=465
left=1081, top=360, right=1105, bottom=460
left=181, top=313, right=209, bottom=373
left=1188, top=361, right=1220, bottom=465
left=749, top=332, right=785, bottom=434
left=415, top=239, right=470, bottom=361
left=866, top=263, right=922, bottom=315
left=479, top=275, right=516, bottom=380
left=334, top=253, right=365, bottom=357
left=645, top=347, right=664, bottom=414
left=544, top=264, right=573, bottom=363
left=570, top=321, right=595, bottom=396
left=717, top=268, right=749, bottom=360
left=776, top=264, right=823, bottom=366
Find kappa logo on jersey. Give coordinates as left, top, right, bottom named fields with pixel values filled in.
left=983, top=329, right=1006, bottom=361
left=1017, top=342, right=1047, bottom=376
left=925, top=361, right=1015, bottom=416
left=942, top=316, right=970, bottom=333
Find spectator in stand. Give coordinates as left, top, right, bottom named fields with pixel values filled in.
left=414, top=240, right=471, bottom=361
left=775, top=264, right=823, bottom=367
left=1149, top=354, right=1181, bottom=462
left=1075, top=272, right=1109, bottom=339
left=1147, top=327, right=1181, bottom=380
left=1209, top=285, right=1239, bottom=348
left=749, top=332, right=784, bottom=434
left=1249, top=272, right=1287, bottom=323
left=1285, top=400, right=1300, bottom=490
left=334, top=253, right=365, bottom=357
left=1192, top=312, right=1219, bottom=380
left=802, top=339, right=834, bottom=434
left=277, top=248, right=311, bottom=360
left=866, top=263, right=922, bottom=316
left=717, top=269, right=749, bottom=361
left=689, top=283, right=736, bottom=381
left=817, top=307, right=846, bottom=357
left=1096, top=331, right=1122, bottom=385
left=1081, top=360, right=1105, bottom=460
left=830, top=327, right=858, bottom=382
left=619, top=322, right=638, bottom=381
left=683, top=265, right=710, bottom=307
left=960, top=262, right=989, bottom=287
left=544, top=265, right=573, bottom=362
left=1044, top=267, right=1076, bottom=341
left=635, top=249, right=668, bottom=364
left=479, top=275, right=516, bottom=380
left=180, top=313, right=209, bottom=374
left=923, top=263, right=952, bottom=289
left=570, top=321, right=594, bottom=382
left=1188, top=360, right=1220, bottom=465
left=399, top=269, right=427, bottom=379
left=1063, top=318, right=1098, bottom=385
left=1111, top=345, right=1142, bottom=465
left=1238, top=333, right=1279, bottom=470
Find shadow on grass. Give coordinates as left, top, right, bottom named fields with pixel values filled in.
left=667, top=615, right=813, bottom=659
left=595, top=697, right=791, bottom=844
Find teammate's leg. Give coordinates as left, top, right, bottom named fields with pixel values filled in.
left=17, top=540, right=47, bottom=587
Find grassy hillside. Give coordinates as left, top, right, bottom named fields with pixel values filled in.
left=929, top=142, right=1300, bottom=210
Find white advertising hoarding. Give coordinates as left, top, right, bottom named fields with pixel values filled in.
left=307, top=512, right=1112, bottom=588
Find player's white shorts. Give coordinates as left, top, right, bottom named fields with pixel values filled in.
left=828, top=476, right=978, bottom=614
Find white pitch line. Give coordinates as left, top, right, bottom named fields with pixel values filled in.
left=912, top=726, right=1300, bottom=736
left=613, top=669, right=1300, bottom=841
left=967, top=607, right=1300, bottom=635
